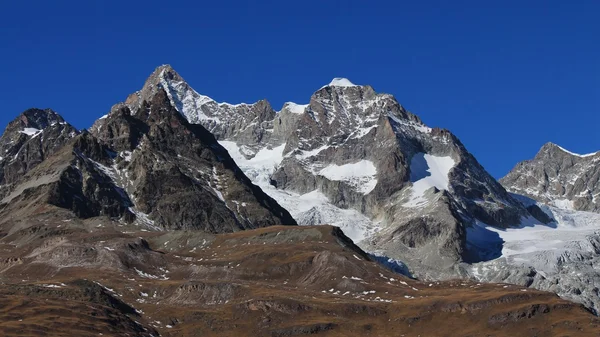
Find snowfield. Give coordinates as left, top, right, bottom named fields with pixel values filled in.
left=405, top=153, right=455, bottom=207
left=468, top=206, right=600, bottom=271
left=318, top=160, right=377, bottom=195
left=467, top=202, right=600, bottom=312
left=218, top=140, right=380, bottom=244
left=283, top=102, right=308, bottom=114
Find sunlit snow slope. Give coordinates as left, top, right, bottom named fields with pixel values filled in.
left=219, top=141, right=380, bottom=243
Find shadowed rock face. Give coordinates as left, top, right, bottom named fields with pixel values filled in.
left=91, top=88, right=296, bottom=232
left=1, top=91, right=295, bottom=233
left=501, top=142, right=600, bottom=212
left=0, top=109, right=79, bottom=198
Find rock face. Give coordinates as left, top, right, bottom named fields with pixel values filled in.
left=0, top=109, right=79, bottom=199
left=91, top=88, right=296, bottom=232
left=501, top=142, right=600, bottom=212
left=0, top=94, right=295, bottom=233
left=141, top=65, right=548, bottom=276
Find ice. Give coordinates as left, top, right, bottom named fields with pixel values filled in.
left=551, top=198, right=574, bottom=210
left=404, top=153, right=455, bottom=207
left=318, top=160, right=377, bottom=194
left=218, top=141, right=285, bottom=185
left=468, top=206, right=600, bottom=272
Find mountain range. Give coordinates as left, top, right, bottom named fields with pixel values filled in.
left=0, top=65, right=598, bottom=336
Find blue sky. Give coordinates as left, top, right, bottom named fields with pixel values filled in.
left=1, top=0, right=598, bottom=178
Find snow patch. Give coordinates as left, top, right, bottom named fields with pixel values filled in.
left=405, top=153, right=455, bottom=207
left=219, top=141, right=285, bottom=185
left=551, top=199, right=574, bottom=210
left=283, top=102, right=308, bottom=114
left=321, top=78, right=358, bottom=89
left=218, top=141, right=380, bottom=244
left=318, top=160, right=377, bottom=194
left=20, top=128, right=41, bottom=136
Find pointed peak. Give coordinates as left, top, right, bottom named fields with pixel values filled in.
left=149, top=64, right=183, bottom=84
left=13, top=108, right=65, bottom=130
left=321, top=77, right=358, bottom=89
left=539, top=142, right=599, bottom=158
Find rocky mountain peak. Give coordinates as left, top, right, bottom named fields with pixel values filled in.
left=2, top=108, right=65, bottom=136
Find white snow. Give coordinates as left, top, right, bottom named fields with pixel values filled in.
left=387, top=113, right=432, bottom=134
left=468, top=206, right=600, bottom=273
left=218, top=140, right=379, bottom=244
left=292, top=144, right=331, bottom=160
left=550, top=198, right=574, bottom=210
left=218, top=141, right=285, bottom=185
left=283, top=102, right=308, bottom=114
left=554, top=144, right=599, bottom=158
left=405, top=153, right=455, bottom=207
left=318, top=160, right=377, bottom=194
left=321, top=78, right=358, bottom=89
left=158, top=71, right=220, bottom=124
left=20, top=128, right=41, bottom=136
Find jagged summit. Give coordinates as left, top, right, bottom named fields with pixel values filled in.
left=502, top=140, right=600, bottom=213
left=2, top=108, right=66, bottom=136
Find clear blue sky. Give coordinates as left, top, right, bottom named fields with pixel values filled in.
left=1, top=0, right=598, bottom=178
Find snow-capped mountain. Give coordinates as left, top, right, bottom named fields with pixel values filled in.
left=135, top=65, right=550, bottom=277
left=1, top=67, right=599, bottom=336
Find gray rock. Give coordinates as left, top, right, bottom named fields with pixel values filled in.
left=141, top=67, right=549, bottom=275
left=501, top=142, right=600, bottom=212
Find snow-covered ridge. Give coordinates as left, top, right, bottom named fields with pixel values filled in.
left=282, top=102, right=308, bottom=114
left=553, top=143, right=599, bottom=158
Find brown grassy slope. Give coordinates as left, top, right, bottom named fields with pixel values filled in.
left=0, top=216, right=597, bottom=337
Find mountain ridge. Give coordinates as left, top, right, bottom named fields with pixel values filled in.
left=0, top=65, right=599, bottom=335
left=122, top=65, right=553, bottom=280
